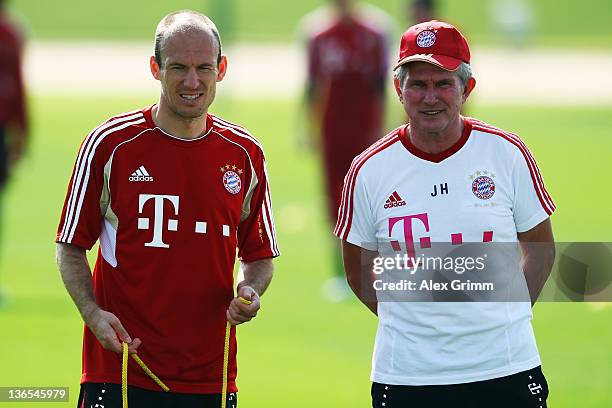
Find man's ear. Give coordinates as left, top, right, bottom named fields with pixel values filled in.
left=393, top=76, right=403, bottom=101
left=463, top=77, right=476, bottom=102
left=150, top=56, right=161, bottom=80
left=217, top=55, right=228, bottom=82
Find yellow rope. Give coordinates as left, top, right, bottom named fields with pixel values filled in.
left=121, top=342, right=170, bottom=408
left=119, top=296, right=251, bottom=408
left=122, top=343, right=128, bottom=408
left=221, top=321, right=231, bottom=408
left=221, top=297, right=252, bottom=408
left=131, top=353, right=170, bottom=392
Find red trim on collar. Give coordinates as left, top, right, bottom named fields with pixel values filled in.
left=400, top=118, right=472, bottom=163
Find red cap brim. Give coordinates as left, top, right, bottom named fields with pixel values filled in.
left=393, top=54, right=463, bottom=71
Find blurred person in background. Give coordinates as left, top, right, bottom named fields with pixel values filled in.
left=0, top=0, right=28, bottom=306
left=300, top=0, right=391, bottom=301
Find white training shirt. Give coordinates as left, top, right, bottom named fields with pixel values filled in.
left=334, top=117, right=555, bottom=385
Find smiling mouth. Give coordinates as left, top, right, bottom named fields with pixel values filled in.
left=422, top=110, right=443, bottom=116
left=180, top=93, right=203, bottom=101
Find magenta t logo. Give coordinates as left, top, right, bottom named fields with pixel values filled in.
left=388, top=213, right=430, bottom=259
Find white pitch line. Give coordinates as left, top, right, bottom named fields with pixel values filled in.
left=24, top=41, right=612, bottom=104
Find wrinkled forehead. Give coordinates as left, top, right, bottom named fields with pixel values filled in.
left=161, top=25, right=218, bottom=63
left=405, top=61, right=459, bottom=80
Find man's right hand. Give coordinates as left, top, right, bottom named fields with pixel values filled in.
left=56, top=244, right=142, bottom=354
left=85, top=308, right=141, bottom=354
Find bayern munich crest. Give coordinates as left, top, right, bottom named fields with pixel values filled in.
left=471, top=173, right=496, bottom=200
left=220, top=164, right=243, bottom=195
left=416, top=30, right=436, bottom=48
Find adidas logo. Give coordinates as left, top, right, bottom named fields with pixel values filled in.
left=384, top=191, right=406, bottom=208
left=129, top=166, right=154, bottom=182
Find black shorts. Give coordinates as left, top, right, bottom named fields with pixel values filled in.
left=77, top=382, right=237, bottom=408
left=372, top=366, right=549, bottom=408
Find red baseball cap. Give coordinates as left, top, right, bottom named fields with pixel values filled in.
left=394, top=20, right=470, bottom=71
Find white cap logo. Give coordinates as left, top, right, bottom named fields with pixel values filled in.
left=416, top=30, right=436, bottom=48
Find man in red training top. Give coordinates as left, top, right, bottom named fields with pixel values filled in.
left=56, top=10, right=279, bottom=408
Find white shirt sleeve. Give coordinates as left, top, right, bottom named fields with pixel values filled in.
left=343, top=171, right=378, bottom=250
left=512, top=149, right=554, bottom=232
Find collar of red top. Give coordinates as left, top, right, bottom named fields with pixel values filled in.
left=142, top=105, right=214, bottom=139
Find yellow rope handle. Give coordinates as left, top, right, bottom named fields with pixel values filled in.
left=131, top=353, right=170, bottom=392
left=222, top=297, right=252, bottom=408
left=119, top=295, right=252, bottom=408
left=122, top=343, right=128, bottom=408
left=221, top=322, right=231, bottom=408
left=121, top=342, right=171, bottom=408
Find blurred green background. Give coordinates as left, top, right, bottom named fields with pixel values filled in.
left=8, top=0, right=612, bottom=46
left=1, top=1, right=611, bottom=407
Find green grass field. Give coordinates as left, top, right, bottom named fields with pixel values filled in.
left=0, top=94, right=610, bottom=407
left=9, top=0, right=612, bottom=47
